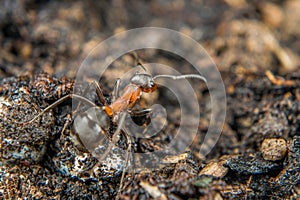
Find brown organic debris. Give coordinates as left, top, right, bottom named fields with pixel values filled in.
left=265, top=70, right=296, bottom=87
left=261, top=138, right=287, bottom=161
left=199, top=160, right=228, bottom=178
left=139, top=181, right=167, bottom=200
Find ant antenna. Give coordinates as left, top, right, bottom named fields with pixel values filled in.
left=153, top=74, right=207, bottom=83
left=137, top=62, right=147, bottom=72
left=129, top=51, right=148, bottom=72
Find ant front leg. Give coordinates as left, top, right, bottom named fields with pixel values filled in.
left=127, top=105, right=167, bottom=138
left=128, top=108, right=152, bottom=116
left=127, top=108, right=152, bottom=127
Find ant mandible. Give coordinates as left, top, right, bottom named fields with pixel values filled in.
left=20, top=61, right=206, bottom=198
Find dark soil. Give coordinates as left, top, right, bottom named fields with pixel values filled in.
left=0, top=1, right=299, bottom=199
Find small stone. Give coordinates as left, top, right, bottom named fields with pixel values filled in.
left=193, top=175, right=213, bottom=188
left=259, top=2, right=283, bottom=28
left=199, top=161, right=228, bottom=178
left=140, top=181, right=167, bottom=200
left=20, top=42, right=32, bottom=58
left=261, top=138, right=287, bottom=161
left=162, top=153, right=188, bottom=164
left=224, top=155, right=282, bottom=175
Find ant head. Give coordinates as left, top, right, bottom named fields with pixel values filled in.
left=130, top=73, right=157, bottom=93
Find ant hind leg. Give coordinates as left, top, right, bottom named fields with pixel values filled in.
left=15, top=94, right=96, bottom=125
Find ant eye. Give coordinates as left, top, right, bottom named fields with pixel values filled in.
left=150, top=81, right=154, bottom=87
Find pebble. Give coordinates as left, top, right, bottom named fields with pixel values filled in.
left=224, top=155, right=282, bottom=175
left=259, top=2, right=283, bottom=28
left=199, top=160, right=228, bottom=178
left=261, top=138, right=287, bottom=161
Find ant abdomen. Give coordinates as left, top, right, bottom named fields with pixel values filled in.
left=74, top=107, right=109, bottom=152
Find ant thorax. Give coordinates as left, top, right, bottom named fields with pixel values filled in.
left=109, top=84, right=142, bottom=122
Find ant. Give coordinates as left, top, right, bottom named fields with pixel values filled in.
left=19, top=60, right=207, bottom=199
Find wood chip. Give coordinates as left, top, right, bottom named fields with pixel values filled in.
left=261, top=138, right=287, bottom=161
left=140, top=181, right=167, bottom=200
left=199, top=161, right=228, bottom=178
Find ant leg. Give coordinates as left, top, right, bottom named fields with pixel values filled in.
left=129, top=51, right=147, bottom=72
left=153, top=74, right=207, bottom=83
left=61, top=113, right=72, bottom=136
left=91, top=80, right=107, bottom=106
left=112, top=79, right=121, bottom=102
left=137, top=62, right=147, bottom=72
left=116, top=132, right=132, bottom=200
left=17, top=94, right=96, bottom=125
left=129, top=106, right=167, bottom=136
left=130, top=51, right=140, bottom=66
left=73, top=81, right=97, bottom=116
left=100, top=112, right=127, bottom=161
left=74, top=80, right=108, bottom=115
left=128, top=108, right=153, bottom=129
left=128, top=108, right=152, bottom=117
left=97, top=112, right=133, bottom=199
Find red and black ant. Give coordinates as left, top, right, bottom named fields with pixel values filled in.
left=19, top=61, right=206, bottom=198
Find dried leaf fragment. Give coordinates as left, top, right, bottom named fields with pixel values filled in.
left=261, top=138, right=287, bottom=161
left=140, top=181, right=167, bottom=200
left=199, top=161, right=228, bottom=178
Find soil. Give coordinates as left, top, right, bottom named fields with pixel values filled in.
left=0, top=1, right=299, bottom=199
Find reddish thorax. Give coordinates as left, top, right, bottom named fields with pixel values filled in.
left=103, top=77, right=158, bottom=122
left=105, top=84, right=142, bottom=117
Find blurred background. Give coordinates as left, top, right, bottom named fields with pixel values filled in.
left=1, top=1, right=300, bottom=199
left=0, top=0, right=299, bottom=78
